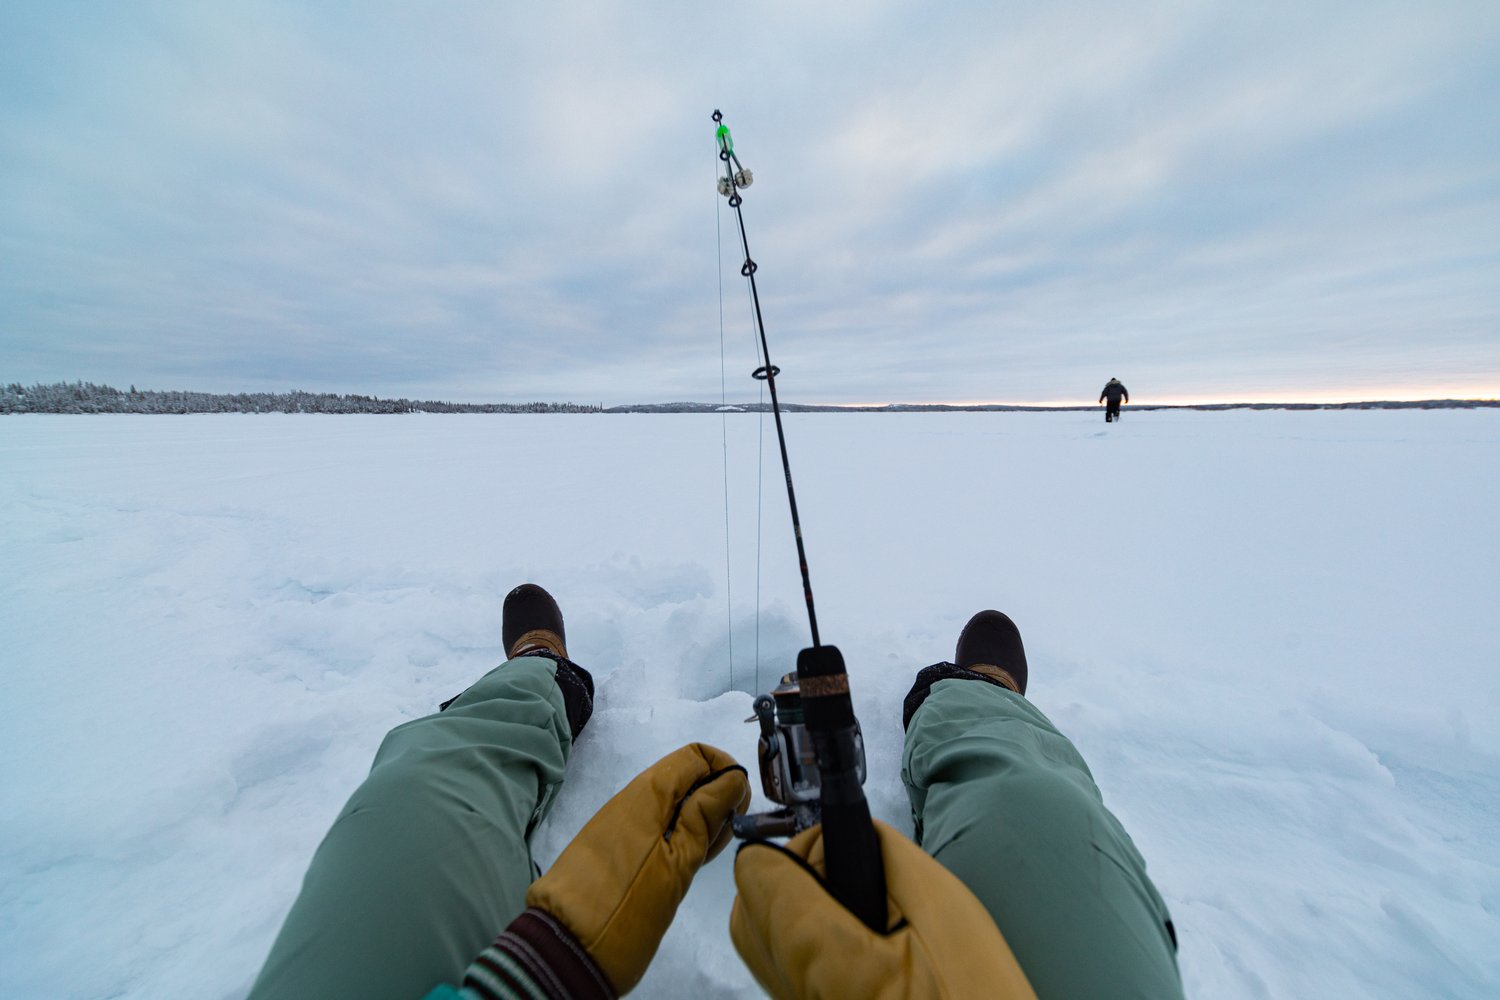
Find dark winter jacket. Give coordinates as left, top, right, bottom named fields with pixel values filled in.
left=1099, top=380, right=1129, bottom=404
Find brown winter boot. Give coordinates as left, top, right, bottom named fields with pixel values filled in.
left=503, top=583, right=568, bottom=659
left=901, top=610, right=1029, bottom=730
left=437, top=583, right=594, bottom=740
left=954, top=610, right=1027, bottom=696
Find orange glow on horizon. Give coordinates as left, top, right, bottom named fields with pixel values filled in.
left=832, top=383, right=1499, bottom=409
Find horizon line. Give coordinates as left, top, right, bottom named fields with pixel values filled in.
left=7, top=380, right=1497, bottom=410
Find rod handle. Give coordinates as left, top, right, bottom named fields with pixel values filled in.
left=797, top=645, right=888, bottom=931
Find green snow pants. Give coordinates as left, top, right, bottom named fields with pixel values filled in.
left=903, top=678, right=1183, bottom=1000
left=247, top=656, right=571, bottom=1000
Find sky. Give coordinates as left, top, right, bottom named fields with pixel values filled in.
left=2, top=1, right=1497, bottom=407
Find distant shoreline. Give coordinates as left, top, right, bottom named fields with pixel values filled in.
left=3, top=381, right=1495, bottom=415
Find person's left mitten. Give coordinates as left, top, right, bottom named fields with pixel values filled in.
left=438, top=743, right=749, bottom=999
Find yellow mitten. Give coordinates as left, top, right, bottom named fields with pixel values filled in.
left=524, top=742, right=750, bottom=994
left=731, top=820, right=1036, bottom=1000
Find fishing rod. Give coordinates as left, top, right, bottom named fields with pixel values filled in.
left=714, top=110, right=887, bottom=933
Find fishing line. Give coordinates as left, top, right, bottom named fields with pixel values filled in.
left=754, top=339, right=765, bottom=696
left=712, top=112, right=822, bottom=650
left=740, top=248, right=768, bottom=695
left=718, top=148, right=774, bottom=696
left=716, top=172, right=735, bottom=695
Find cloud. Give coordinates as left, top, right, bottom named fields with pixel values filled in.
left=1, top=0, right=1497, bottom=404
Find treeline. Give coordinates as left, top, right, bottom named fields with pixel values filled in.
left=7, top=381, right=1493, bottom=415
left=1, top=382, right=601, bottom=415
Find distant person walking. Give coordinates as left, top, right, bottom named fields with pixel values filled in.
left=1099, top=378, right=1129, bottom=422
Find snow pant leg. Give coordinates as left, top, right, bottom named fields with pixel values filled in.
left=902, top=679, right=1181, bottom=1000
left=247, top=655, right=573, bottom=1000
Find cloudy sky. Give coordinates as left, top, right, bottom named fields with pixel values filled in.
left=3, top=1, right=1497, bottom=405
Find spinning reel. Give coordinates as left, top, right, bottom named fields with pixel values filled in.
left=731, top=671, right=868, bottom=839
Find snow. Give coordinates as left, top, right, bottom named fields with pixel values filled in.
left=2, top=409, right=1497, bottom=999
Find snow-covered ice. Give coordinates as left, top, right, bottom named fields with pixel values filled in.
left=2, top=409, right=1497, bottom=998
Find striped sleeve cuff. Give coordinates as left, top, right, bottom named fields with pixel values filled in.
left=455, top=908, right=615, bottom=1000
